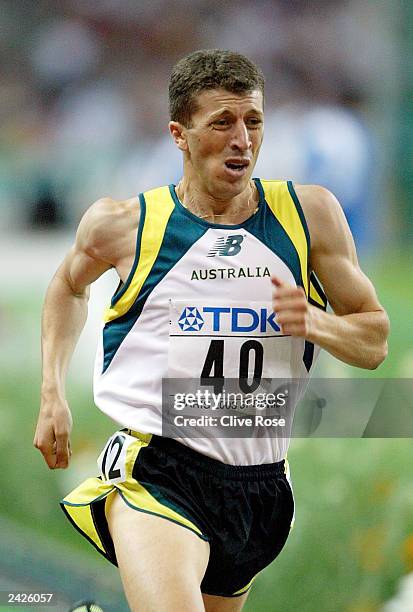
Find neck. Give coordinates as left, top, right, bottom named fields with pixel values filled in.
left=176, top=180, right=259, bottom=224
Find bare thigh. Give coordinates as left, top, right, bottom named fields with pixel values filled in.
left=203, top=592, right=250, bottom=612
left=106, top=490, right=210, bottom=612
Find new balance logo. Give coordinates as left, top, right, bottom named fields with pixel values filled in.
left=207, top=235, right=244, bottom=257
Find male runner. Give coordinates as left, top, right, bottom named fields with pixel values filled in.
left=34, top=50, right=389, bottom=612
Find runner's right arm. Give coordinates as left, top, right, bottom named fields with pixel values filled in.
left=34, top=197, right=137, bottom=469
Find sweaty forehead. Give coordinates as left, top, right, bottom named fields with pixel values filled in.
left=192, top=88, right=264, bottom=118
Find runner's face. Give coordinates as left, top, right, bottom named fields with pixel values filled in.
left=183, top=88, right=264, bottom=198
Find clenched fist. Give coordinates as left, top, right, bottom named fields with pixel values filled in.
left=34, top=395, right=73, bottom=469
left=272, top=276, right=313, bottom=338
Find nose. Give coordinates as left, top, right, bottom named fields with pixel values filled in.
left=230, top=120, right=252, bottom=152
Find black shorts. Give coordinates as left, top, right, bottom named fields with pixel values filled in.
left=61, top=430, right=294, bottom=597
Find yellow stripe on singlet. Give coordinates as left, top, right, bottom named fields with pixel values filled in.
left=261, top=180, right=309, bottom=295
left=104, top=186, right=175, bottom=323
left=309, top=277, right=326, bottom=308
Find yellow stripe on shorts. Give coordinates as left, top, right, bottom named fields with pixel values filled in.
left=232, top=575, right=256, bottom=596
left=62, top=478, right=115, bottom=553
left=61, top=430, right=207, bottom=562
left=117, top=430, right=205, bottom=538
left=117, top=480, right=205, bottom=538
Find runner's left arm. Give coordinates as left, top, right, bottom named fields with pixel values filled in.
left=271, top=185, right=389, bottom=369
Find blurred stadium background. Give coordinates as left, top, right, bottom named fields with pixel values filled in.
left=1, top=1, right=412, bottom=610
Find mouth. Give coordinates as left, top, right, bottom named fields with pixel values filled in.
left=223, top=159, right=250, bottom=177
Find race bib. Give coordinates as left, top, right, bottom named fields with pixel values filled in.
left=97, top=431, right=137, bottom=485
left=168, top=300, right=292, bottom=387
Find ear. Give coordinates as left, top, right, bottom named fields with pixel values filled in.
left=169, top=121, right=188, bottom=152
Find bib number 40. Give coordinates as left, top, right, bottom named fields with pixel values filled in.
left=200, top=339, right=263, bottom=394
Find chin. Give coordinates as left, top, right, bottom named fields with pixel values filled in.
left=217, top=173, right=251, bottom=196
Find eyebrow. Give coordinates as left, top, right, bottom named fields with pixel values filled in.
left=208, top=107, right=264, bottom=120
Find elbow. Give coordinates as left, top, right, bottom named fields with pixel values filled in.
left=368, top=310, right=390, bottom=369
left=366, top=341, right=388, bottom=370
left=364, top=311, right=390, bottom=370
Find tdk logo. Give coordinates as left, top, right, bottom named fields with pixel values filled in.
left=178, top=306, right=280, bottom=333
left=207, top=234, right=244, bottom=258
left=178, top=307, right=204, bottom=331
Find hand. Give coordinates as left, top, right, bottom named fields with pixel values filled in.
left=34, top=396, right=73, bottom=469
left=271, top=276, right=313, bottom=338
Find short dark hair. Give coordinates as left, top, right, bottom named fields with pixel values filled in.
left=169, top=49, right=265, bottom=126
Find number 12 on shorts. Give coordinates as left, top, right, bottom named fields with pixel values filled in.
left=97, top=431, right=135, bottom=485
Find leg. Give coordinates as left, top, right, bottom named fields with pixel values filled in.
left=202, top=592, right=250, bottom=612
left=106, top=490, right=210, bottom=612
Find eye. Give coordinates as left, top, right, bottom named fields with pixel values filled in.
left=212, top=118, right=230, bottom=128
left=246, top=117, right=263, bottom=128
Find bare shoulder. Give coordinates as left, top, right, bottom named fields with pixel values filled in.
left=77, top=196, right=140, bottom=266
left=293, top=184, right=352, bottom=258
left=292, top=184, right=387, bottom=320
